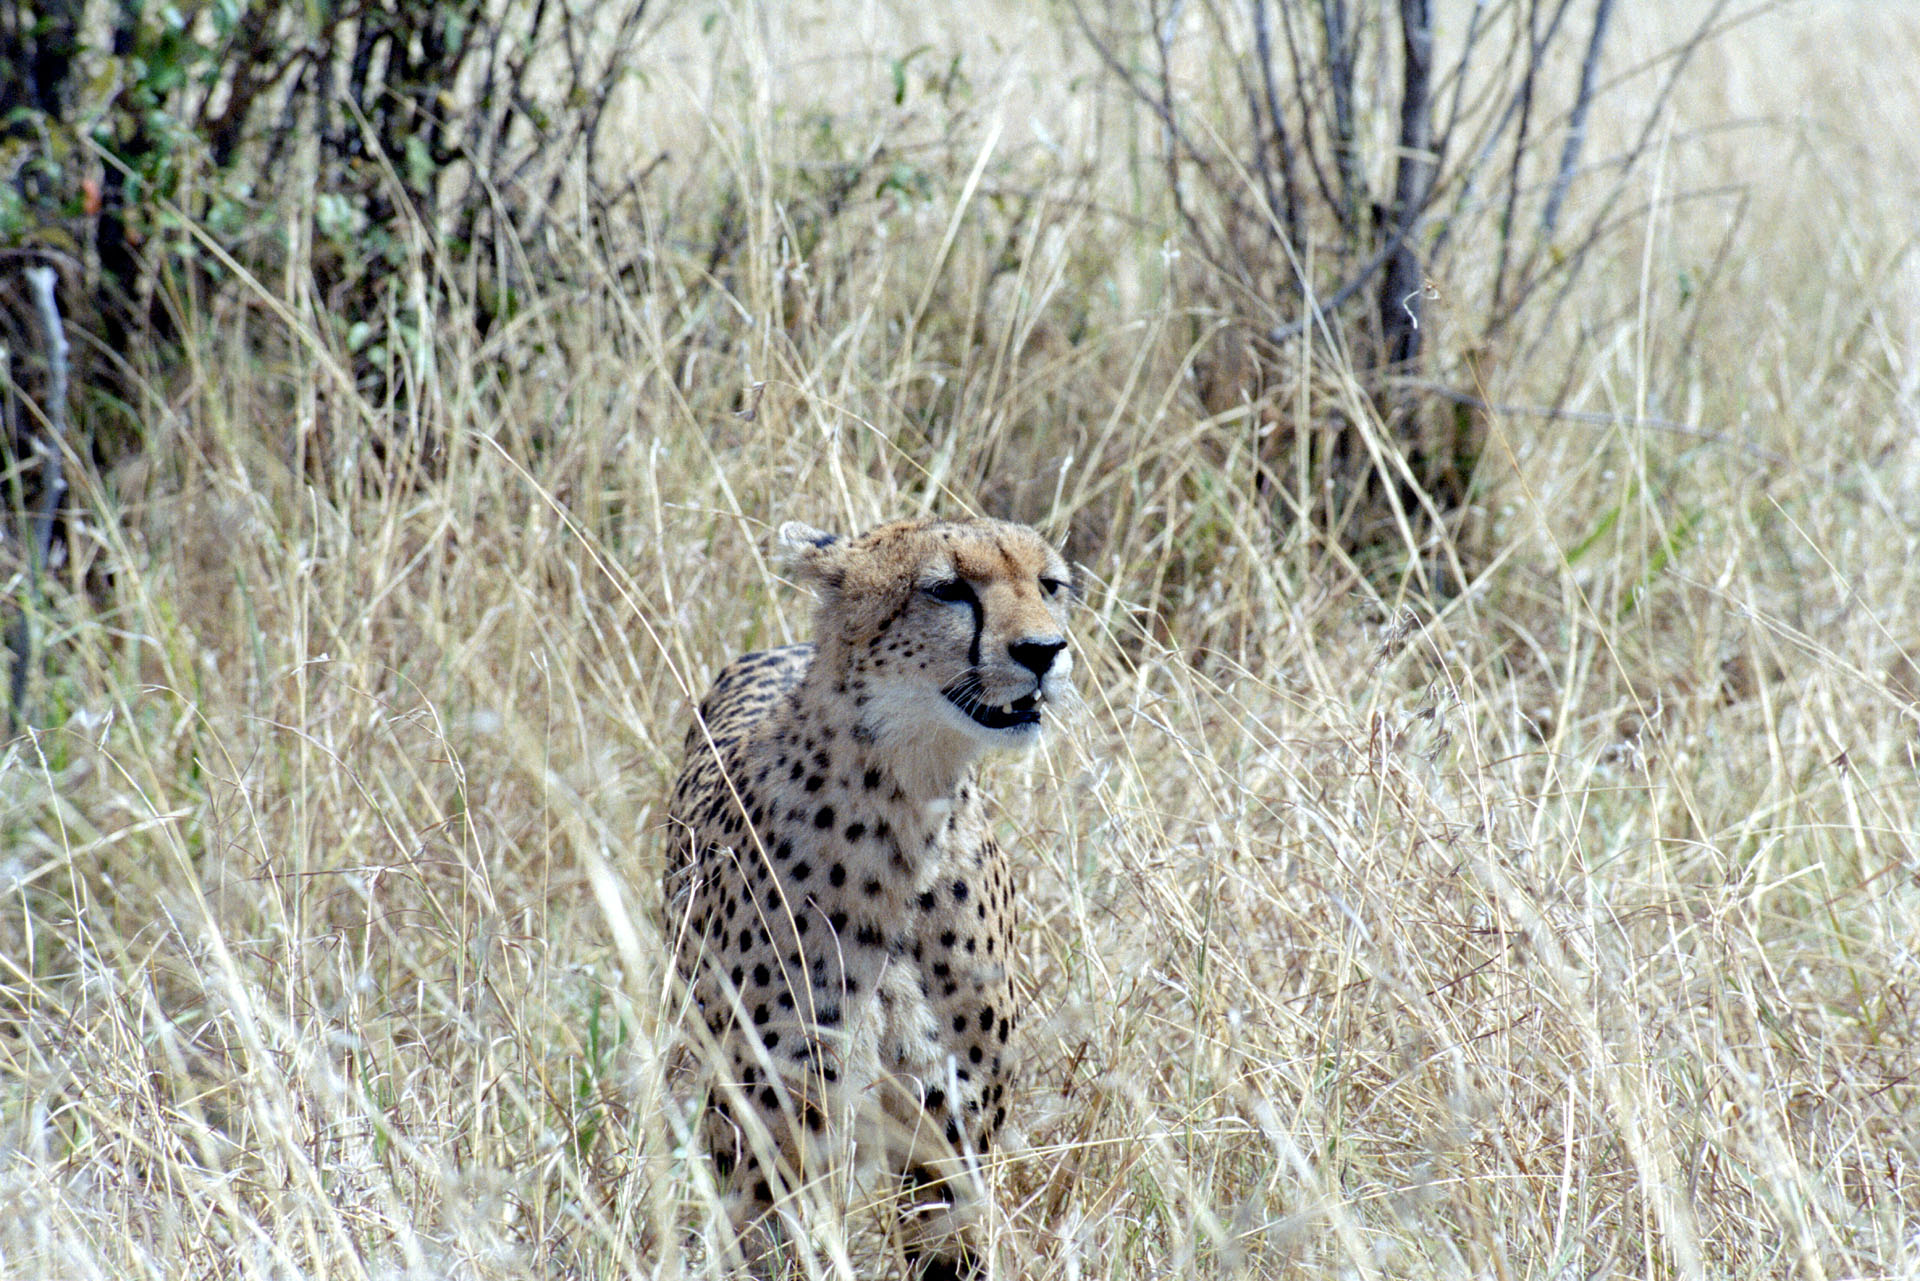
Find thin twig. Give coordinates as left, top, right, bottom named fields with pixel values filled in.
left=1153, top=0, right=1194, bottom=258
left=1541, top=0, right=1616, bottom=235
left=1399, top=379, right=1786, bottom=463
left=1317, top=0, right=1364, bottom=231
left=1250, top=0, right=1301, bottom=247
left=1490, top=0, right=1577, bottom=316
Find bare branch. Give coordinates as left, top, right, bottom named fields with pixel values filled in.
left=1273, top=0, right=1345, bottom=221
left=24, top=266, right=68, bottom=582
left=1400, top=379, right=1786, bottom=464
left=1317, top=0, right=1365, bottom=230
left=1490, top=0, right=1577, bottom=316
left=8, top=265, right=71, bottom=735
left=1250, top=0, right=1302, bottom=246
left=1541, top=0, right=1616, bottom=236
left=1500, top=0, right=1736, bottom=352
left=1267, top=221, right=1419, bottom=344
left=1379, top=0, right=1436, bottom=368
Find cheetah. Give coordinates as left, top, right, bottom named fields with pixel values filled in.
left=663, top=516, right=1075, bottom=1278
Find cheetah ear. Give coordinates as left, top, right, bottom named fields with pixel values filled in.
left=776, top=521, right=846, bottom=592
left=777, top=521, right=840, bottom=552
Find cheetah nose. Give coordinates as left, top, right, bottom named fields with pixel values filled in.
left=1009, top=637, right=1067, bottom=678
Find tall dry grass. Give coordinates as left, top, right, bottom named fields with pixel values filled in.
left=3, top=2, right=1918, bottom=1278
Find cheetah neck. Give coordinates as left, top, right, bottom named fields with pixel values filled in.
left=790, top=664, right=984, bottom=808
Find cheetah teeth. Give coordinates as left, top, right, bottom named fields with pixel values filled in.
left=948, top=688, right=1044, bottom=731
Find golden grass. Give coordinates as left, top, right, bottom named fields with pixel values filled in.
left=3, top=2, right=1918, bottom=1277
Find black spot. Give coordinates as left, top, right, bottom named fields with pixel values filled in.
left=829, top=910, right=848, bottom=932
left=804, top=774, right=826, bottom=792
left=814, top=806, right=836, bottom=830
left=863, top=878, right=883, bottom=897
left=753, top=1004, right=769, bottom=1025
left=829, top=863, right=847, bottom=887
left=854, top=922, right=885, bottom=948
left=792, top=861, right=812, bottom=882
left=764, top=1031, right=780, bottom=1049
left=775, top=839, right=793, bottom=861
left=917, top=891, right=937, bottom=912
left=952, top=880, right=969, bottom=903
left=758, top=1085, right=779, bottom=1109
left=845, top=822, right=867, bottom=842
left=952, top=1013, right=969, bottom=1034
left=863, top=768, right=883, bottom=790
left=924, top=1086, right=946, bottom=1111
left=753, top=964, right=771, bottom=986
left=730, top=965, right=744, bottom=987
left=979, top=1005, right=995, bottom=1032
left=969, top=1045, right=983, bottom=1064
left=939, top=930, right=957, bottom=948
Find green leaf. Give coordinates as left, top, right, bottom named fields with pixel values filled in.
left=889, top=44, right=930, bottom=106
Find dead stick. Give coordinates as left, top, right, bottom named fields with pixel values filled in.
left=9, top=266, right=72, bottom=735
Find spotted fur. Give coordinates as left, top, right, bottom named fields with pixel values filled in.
left=664, top=516, right=1074, bottom=1277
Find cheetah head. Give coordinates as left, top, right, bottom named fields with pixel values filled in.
left=779, top=517, right=1075, bottom=765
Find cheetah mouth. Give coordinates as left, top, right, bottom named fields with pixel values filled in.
left=943, top=686, right=1044, bottom=731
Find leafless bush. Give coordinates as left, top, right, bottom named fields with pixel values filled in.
left=1074, top=0, right=1731, bottom=540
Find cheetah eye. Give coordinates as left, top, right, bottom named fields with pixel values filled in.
left=923, top=579, right=975, bottom=604
left=1039, top=576, right=1069, bottom=597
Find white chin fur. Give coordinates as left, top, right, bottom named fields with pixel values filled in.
left=858, top=679, right=1063, bottom=797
